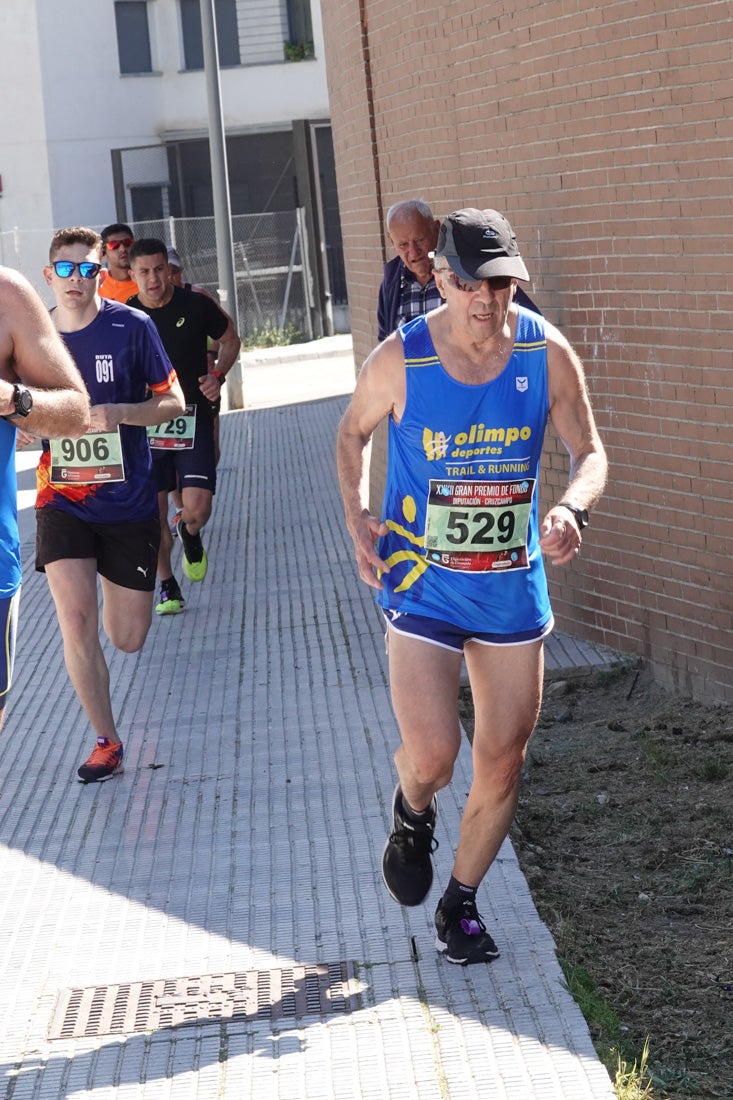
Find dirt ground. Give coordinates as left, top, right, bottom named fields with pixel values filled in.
left=459, top=664, right=732, bottom=1099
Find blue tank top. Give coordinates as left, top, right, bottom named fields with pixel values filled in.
left=376, top=308, right=553, bottom=637
left=0, top=420, right=20, bottom=598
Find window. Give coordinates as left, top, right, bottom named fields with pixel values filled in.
left=286, top=0, right=313, bottom=54
left=115, top=1, right=153, bottom=74
left=180, top=0, right=241, bottom=70
left=130, top=185, right=167, bottom=222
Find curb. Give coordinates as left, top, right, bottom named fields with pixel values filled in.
left=240, top=334, right=353, bottom=368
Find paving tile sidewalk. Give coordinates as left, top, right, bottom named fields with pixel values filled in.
left=0, top=377, right=616, bottom=1097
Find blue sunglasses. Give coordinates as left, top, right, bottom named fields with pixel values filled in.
left=52, top=260, right=102, bottom=279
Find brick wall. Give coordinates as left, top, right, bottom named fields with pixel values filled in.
left=322, top=0, right=733, bottom=702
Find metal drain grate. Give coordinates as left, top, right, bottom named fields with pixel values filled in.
left=48, top=961, right=361, bottom=1039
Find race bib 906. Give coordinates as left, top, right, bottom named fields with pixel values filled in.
left=50, top=428, right=125, bottom=484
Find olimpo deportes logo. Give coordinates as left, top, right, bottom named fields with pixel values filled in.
left=422, top=422, right=532, bottom=462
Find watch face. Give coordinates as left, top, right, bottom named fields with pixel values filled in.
left=559, top=502, right=589, bottom=529
left=14, top=384, right=32, bottom=417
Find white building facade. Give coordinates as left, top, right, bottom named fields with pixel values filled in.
left=0, top=0, right=345, bottom=333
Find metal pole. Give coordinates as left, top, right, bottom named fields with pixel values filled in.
left=296, top=207, right=314, bottom=341
left=200, top=0, right=243, bottom=408
left=279, top=224, right=299, bottom=331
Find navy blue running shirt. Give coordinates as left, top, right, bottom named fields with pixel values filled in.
left=36, top=299, right=177, bottom=523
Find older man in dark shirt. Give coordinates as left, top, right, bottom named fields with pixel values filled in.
left=377, top=199, right=443, bottom=342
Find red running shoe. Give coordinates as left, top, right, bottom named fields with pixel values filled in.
left=77, top=738, right=124, bottom=783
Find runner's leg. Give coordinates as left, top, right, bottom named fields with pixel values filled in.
left=45, top=558, right=119, bottom=742
left=100, top=576, right=154, bottom=652
left=454, top=638, right=544, bottom=885
left=388, top=628, right=464, bottom=810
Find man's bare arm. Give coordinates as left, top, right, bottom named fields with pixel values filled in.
left=90, top=377, right=186, bottom=431
left=336, top=337, right=405, bottom=588
left=540, top=324, right=608, bottom=565
left=199, top=317, right=241, bottom=402
left=0, top=268, right=89, bottom=438
left=210, top=318, right=240, bottom=374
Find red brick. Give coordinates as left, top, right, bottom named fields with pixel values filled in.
left=322, top=0, right=733, bottom=701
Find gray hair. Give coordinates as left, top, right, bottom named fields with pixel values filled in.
left=385, top=199, right=435, bottom=230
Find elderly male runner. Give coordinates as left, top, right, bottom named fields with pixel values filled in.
left=337, top=208, right=607, bottom=964
left=0, top=268, right=89, bottom=733
left=38, top=227, right=184, bottom=782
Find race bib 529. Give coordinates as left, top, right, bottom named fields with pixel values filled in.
left=423, top=478, right=534, bottom=572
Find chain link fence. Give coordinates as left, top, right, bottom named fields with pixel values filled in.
left=0, top=210, right=316, bottom=343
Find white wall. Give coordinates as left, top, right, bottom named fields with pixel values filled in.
left=2, top=0, right=331, bottom=236
left=0, top=0, right=54, bottom=236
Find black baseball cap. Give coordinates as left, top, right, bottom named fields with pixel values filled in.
left=432, top=208, right=530, bottom=282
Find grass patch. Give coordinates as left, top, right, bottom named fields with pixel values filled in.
left=242, top=322, right=308, bottom=350
left=560, top=960, right=654, bottom=1097
left=470, top=665, right=733, bottom=1099
left=615, top=1041, right=655, bottom=1100
left=695, top=755, right=729, bottom=782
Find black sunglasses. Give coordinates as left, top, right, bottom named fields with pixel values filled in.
left=438, top=269, right=514, bottom=293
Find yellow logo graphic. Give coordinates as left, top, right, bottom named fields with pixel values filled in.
left=382, top=494, right=429, bottom=592
left=176, top=317, right=185, bottom=328
left=422, top=428, right=450, bottom=461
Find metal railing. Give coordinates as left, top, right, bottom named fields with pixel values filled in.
left=0, top=209, right=316, bottom=342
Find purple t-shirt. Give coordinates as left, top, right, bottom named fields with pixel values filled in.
left=36, top=299, right=176, bottom=523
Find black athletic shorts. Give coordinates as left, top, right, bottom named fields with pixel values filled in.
left=152, top=422, right=217, bottom=495
left=35, top=508, right=160, bottom=592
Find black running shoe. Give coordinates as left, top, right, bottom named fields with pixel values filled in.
left=435, top=897, right=500, bottom=965
left=381, top=785, right=438, bottom=906
left=156, top=577, right=185, bottom=615
left=179, top=520, right=208, bottom=582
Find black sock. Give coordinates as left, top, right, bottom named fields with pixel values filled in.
left=441, top=876, right=477, bottom=910
left=179, top=521, right=203, bottom=562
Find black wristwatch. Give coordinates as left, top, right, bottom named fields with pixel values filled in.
left=10, top=383, right=33, bottom=419
left=558, top=501, right=589, bottom=529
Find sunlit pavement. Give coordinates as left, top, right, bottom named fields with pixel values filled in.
left=1, top=338, right=615, bottom=1098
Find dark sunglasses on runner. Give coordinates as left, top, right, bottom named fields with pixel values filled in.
left=105, top=237, right=134, bottom=250
left=51, top=260, right=102, bottom=279
left=438, top=269, right=514, bottom=293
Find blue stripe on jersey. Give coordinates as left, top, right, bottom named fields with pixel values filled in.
left=0, top=421, right=20, bottom=597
